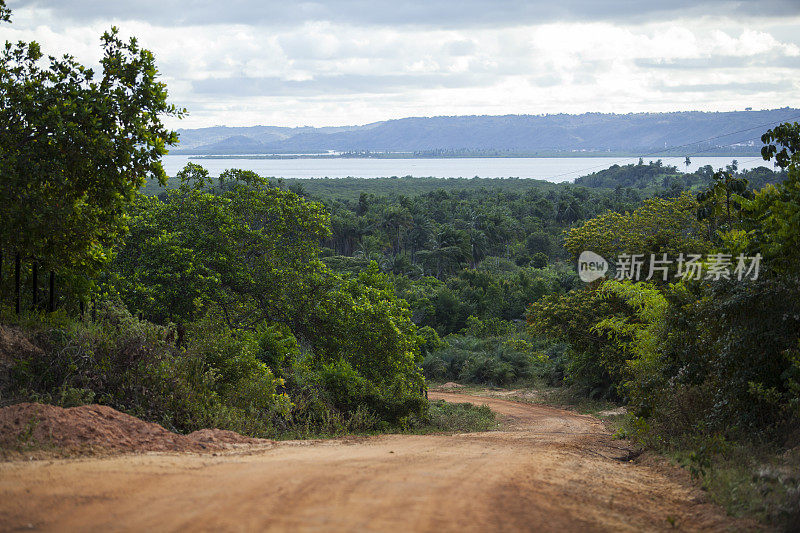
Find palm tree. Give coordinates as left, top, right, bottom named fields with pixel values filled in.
left=381, top=206, right=413, bottom=255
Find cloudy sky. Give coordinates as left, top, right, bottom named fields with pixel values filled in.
left=3, top=0, right=800, bottom=128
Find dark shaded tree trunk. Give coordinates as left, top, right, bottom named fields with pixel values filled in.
left=48, top=271, right=55, bottom=312
left=31, top=262, right=38, bottom=310
left=176, top=323, right=186, bottom=348
left=14, top=252, right=20, bottom=315
left=0, top=248, right=3, bottom=300
left=91, top=299, right=96, bottom=322
left=80, top=300, right=85, bottom=319
left=726, top=189, right=732, bottom=227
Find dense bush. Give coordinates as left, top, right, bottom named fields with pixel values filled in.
left=574, top=160, right=686, bottom=189
left=3, top=303, right=289, bottom=435
left=321, top=184, right=646, bottom=279
left=1, top=301, right=427, bottom=438
left=526, top=284, right=637, bottom=398
left=104, top=168, right=429, bottom=430
left=528, top=270, right=800, bottom=444
left=525, top=121, right=800, bottom=527
left=395, top=262, right=577, bottom=336
left=621, top=277, right=800, bottom=443
left=422, top=327, right=552, bottom=387
left=562, top=192, right=711, bottom=270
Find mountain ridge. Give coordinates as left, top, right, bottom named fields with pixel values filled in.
left=171, top=108, right=800, bottom=155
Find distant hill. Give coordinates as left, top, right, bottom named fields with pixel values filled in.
left=171, top=109, right=800, bottom=156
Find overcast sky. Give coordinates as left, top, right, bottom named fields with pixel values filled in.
left=3, top=0, right=800, bottom=128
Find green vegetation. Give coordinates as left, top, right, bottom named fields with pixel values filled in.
left=142, top=174, right=567, bottom=201
left=0, top=20, right=183, bottom=301
left=575, top=159, right=786, bottom=193
left=3, top=164, right=432, bottom=435
left=575, top=160, right=693, bottom=189
left=2, top=305, right=492, bottom=438
left=422, top=328, right=558, bottom=387
left=526, top=124, right=800, bottom=528
left=417, top=400, right=497, bottom=433
left=1, top=2, right=799, bottom=525
left=0, top=9, right=485, bottom=440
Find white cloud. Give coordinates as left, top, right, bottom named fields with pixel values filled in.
left=3, top=2, right=798, bottom=128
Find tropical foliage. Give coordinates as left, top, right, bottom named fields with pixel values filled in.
left=527, top=123, right=800, bottom=528
left=1, top=4, right=798, bottom=521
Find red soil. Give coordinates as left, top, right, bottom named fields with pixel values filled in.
left=0, top=402, right=270, bottom=454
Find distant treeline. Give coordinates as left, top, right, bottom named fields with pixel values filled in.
left=575, top=160, right=787, bottom=191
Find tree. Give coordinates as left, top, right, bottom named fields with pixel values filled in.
left=0, top=8, right=182, bottom=308
left=112, top=167, right=427, bottom=421
left=381, top=205, right=413, bottom=255
left=696, top=170, right=751, bottom=233
left=112, top=166, right=330, bottom=329
left=562, top=192, right=711, bottom=275
left=527, top=283, right=632, bottom=398
left=744, top=122, right=800, bottom=274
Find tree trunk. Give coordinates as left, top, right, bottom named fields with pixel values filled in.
left=14, top=252, right=20, bottom=315
left=80, top=300, right=85, bottom=320
left=48, top=271, right=55, bottom=312
left=176, top=323, right=186, bottom=348
left=31, top=262, right=38, bottom=310
left=726, top=190, right=731, bottom=227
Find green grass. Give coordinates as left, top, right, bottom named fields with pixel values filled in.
left=413, top=400, right=497, bottom=434
left=258, top=399, right=497, bottom=440
left=658, top=440, right=800, bottom=529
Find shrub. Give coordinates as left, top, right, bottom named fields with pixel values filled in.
left=526, top=283, right=633, bottom=398
left=319, top=358, right=381, bottom=415
left=254, top=322, right=300, bottom=376
left=646, top=277, right=800, bottom=443
left=422, top=332, right=550, bottom=387
left=459, top=316, right=516, bottom=338
left=4, top=302, right=291, bottom=436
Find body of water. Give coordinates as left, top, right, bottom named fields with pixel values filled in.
left=162, top=155, right=773, bottom=183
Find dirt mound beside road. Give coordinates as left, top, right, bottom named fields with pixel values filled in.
left=0, top=402, right=270, bottom=455
left=434, top=382, right=464, bottom=390
left=187, top=428, right=271, bottom=447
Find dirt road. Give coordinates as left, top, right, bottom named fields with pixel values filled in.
left=0, top=392, right=749, bottom=532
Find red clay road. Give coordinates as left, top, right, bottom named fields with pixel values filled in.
left=0, top=391, right=753, bottom=532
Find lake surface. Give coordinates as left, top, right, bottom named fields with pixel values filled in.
left=162, top=155, right=772, bottom=183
